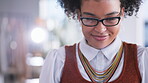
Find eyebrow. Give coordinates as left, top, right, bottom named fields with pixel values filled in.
left=82, top=11, right=120, bottom=16
left=82, top=12, right=96, bottom=16
left=105, top=11, right=120, bottom=16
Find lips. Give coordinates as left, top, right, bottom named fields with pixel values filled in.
left=91, top=34, right=108, bottom=41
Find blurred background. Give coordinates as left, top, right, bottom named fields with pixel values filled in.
left=0, top=0, right=148, bottom=83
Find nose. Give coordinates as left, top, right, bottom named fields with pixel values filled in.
left=94, top=23, right=107, bottom=33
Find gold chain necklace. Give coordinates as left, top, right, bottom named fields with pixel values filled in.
left=78, top=43, right=123, bottom=83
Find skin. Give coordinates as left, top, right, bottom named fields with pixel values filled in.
left=79, top=0, right=124, bottom=49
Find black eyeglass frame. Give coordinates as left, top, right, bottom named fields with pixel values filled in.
left=80, top=16, right=121, bottom=27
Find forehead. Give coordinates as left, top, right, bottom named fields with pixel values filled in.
left=81, top=0, right=121, bottom=7
left=81, top=0, right=121, bottom=15
left=82, top=0, right=120, bottom=2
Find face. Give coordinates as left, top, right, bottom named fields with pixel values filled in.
left=79, top=0, right=124, bottom=49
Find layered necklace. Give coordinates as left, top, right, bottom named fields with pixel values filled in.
left=78, top=43, right=123, bottom=83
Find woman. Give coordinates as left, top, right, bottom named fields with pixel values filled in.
left=40, top=0, right=148, bottom=83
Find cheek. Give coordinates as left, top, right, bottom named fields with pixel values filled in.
left=82, top=26, right=88, bottom=34
left=82, top=27, right=89, bottom=37
left=109, top=26, right=120, bottom=36
left=82, top=26, right=93, bottom=36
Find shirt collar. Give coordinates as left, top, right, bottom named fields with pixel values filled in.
left=79, top=36, right=122, bottom=61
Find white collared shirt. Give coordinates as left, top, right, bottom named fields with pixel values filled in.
left=39, top=37, right=148, bottom=83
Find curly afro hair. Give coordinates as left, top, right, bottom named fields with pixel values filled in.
left=57, top=0, right=142, bottom=19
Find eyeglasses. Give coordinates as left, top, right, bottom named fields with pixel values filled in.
left=80, top=16, right=121, bottom=27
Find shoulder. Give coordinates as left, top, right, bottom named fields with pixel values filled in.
left=136, top=45, right=148, bottom=67
left=136, top=46, right=148, bottom=80
left=123, top=42, right=148, bottom=55
left=137, top=45, right=148, bottom=56
left=45, top=46, right=66, bottom=64
left=123, top=42, right=148, bottom=58
left=45, top=43, right=77, bottom=63
left=39, top=46, right=66, bottom=83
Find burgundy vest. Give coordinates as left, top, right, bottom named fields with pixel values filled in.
left=60, top=42, right=142, bottom=83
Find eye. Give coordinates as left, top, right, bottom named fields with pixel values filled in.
left=104, top=17, right=119, bottom=24
left=83, top=18, right=96, bottom=22
left=81, top=18, right=98, bottom=25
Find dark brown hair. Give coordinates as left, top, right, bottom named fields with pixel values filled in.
left=57, top=0, right=142, bottom=19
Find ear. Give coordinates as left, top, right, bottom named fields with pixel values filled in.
left=121, top=7, right=125, bottom=17
left=77, top=9, right=81, bottom=21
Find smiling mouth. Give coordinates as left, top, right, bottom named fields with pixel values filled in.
left=92, top=34, right=108, bottom=41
